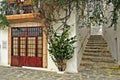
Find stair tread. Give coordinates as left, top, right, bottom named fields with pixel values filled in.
left=83, top=54, right=112, bottom=57
left=83, top=52, right=112, bottom=57
left=85, top=47, right=106, bottom=49
left=87, top=44, right=107, bottom=46
left=82, top=57, right=114, bottom=63
left=80, top=61, right=118, bottom=66
left=85, top=48, right=108, bottom=51
left=79, top=35, right=119, bottom=70
left=84, top=50, right=109, bottom=53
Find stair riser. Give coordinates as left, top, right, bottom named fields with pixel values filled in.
left=87, top=43, right=107, bottom=44
left=86, top=44, right=107, bottom=47
left=80, top=63, right=119, bottom=69
left=85, top=47, right=106, bottom=49
left=84, top=50, right=109, bottom=53
left=83, top=54, right=112, bottom=57
left=82, top=58, right=114, bottom=63
left=84, top=49, right=108, bottom=51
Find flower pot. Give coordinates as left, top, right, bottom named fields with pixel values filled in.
left=57, top=60, right=67, bottom=71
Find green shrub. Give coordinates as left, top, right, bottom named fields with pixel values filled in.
left=48, top=24, right=76, bottom=71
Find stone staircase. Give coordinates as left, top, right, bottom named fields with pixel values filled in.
left=79, top=35, right=119, bottom=70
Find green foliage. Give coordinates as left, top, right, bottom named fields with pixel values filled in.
left=107, top=0, right=120, bottom=27
left=0, top=0, right=9, bottom=27
left=0, top=0, right=23, bottom=27
left=0, top=14, right=9, bottom=27
left=0, top=0, right=120, bottom=28
left=48, top=24, right=76, bottom=71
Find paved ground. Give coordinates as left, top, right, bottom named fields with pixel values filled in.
left=0, top=66, right=80, bottom=80
left=0, top=66, right=120, bottom=80
left=79, top=68, right=120, bottom=80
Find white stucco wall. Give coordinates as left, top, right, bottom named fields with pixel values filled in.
left=47, top=7, right=91, bottom=73
left=76, top=26, right=90, bottom=67
left=102, top=3, right=120, bottom=64
left=47, top=8, right=78, bottom=73
left=75, top=8, right=91, bottom=68
left=0, top=29, right=8, bottom=66
left=103, top=26, right=118, bottom=60
left=116, top=17, right=120, bottom=64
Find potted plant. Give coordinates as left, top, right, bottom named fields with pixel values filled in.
left=48, top=23, right=76, bottom=71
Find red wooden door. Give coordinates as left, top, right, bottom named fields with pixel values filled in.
left=11, top=27, right=43, bottom=67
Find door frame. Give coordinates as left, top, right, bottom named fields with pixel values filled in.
left=8, top=24, right=47, bottom=68
left=11, top=27, right=43, bottom=67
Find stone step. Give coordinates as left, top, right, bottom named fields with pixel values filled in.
left=84, top=49, right=109, bottom=53
left=79, top=35, right=119, bottom=71
left=87, top=42, right=107, bottom=44
left=82, top=56, right=114, bottom=63
left=85, top=47, right=108, bottom=51
left=86, top=44, right=107, bottom=47
left=80, top=61, right=119, bottom=69
left=83, top=52, right=112, bottom=57
left=85, top=46, right=106, bottom=49
left=88, top=40, right=106, bottom=42
left=88, top=38, right=105, bottom=41
left=89, top=35, right=103, bottom=37
left=82, top=55, right=113, bottom=59
left=89, top=36, right=104, bottom=38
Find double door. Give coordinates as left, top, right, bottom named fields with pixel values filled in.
left=11, top=27, right=43, bottom=67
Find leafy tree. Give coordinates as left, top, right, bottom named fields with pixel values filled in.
left=48, top=23, right=76, bottom=71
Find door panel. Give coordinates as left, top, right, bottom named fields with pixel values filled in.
left=11, top=37, right=19, bottom=66
left=27, top=37, right=36, bottom=57
left=36, top=57, right=42, bottom=67
left=26, top=57, right=36, bottom=67
left=11, top=56, right=19, bottom=66
left=19, top=56, right=26, bottom=66
left=20, top=37, right=26, bottom=56
left=13, top=37, right=18, bottom=56
left=37, top=37, right=42, bottom=57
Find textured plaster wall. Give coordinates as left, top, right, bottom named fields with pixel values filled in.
left=75, top=8, right=91, bottom=68
left=116, top=18, right=120, bottom=65
left=76, top=26, right=90, bottom=67
left=0, top=29, right=8, bottom=66
left=47, top=8, right=91, bottom=73
left=48, top=8, right=78, bottom=73
left=103, top=3, right=120, bottom=64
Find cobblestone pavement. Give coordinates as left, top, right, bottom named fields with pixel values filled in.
left=0, top=66, right=120, bottom=80
left=79, top=68, right=120, bottom=80
left=0, top=66, right=80, bottom=80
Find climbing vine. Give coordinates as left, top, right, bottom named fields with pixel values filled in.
left=107, top=0, right=120, bottom=27
left=0, top=0, right=120, bottom=28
